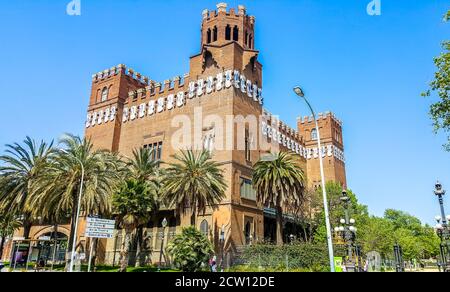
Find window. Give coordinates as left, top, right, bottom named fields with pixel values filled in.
left=240, top=178, right=256, bottom=201
left=213, top=26, right=218, bottom=42
left=311, top=129, right=318, bottom=141
left=225, top=25, right=231, bottom=40
left=245, top=30, right=248, bottom=46
left=200, top=220, right=209, bottom=237
left=245, top=129, right=251, bottom=162
left=233, top=26, right=239, bottom=41
left=249, top=34, right=253, bottom=49
left=101, top=87, right=108, bottom=102
left=207, top=29, right=212, bottom=44
left=143, top=142, right=163, bottom=162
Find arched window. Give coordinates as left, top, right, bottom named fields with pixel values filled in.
left=245, top=221, right=252, bottom=245
left=245, top=30, right=248, bottom=46
left=213, top=26, right=218, bottom=42
left=311, top=129, right=318, bottom=141
left=200, top=220, right=209, bottom=237
left=101, top=87, right=108, bottom=102
left=225, top=25, right=231, bottom=41
left=233, top=26, right=239, bottom=41
left=207, top=29, right=212, bottom=44
left=249, top=34, right=253, bottom=49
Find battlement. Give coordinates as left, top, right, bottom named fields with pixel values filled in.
left=263, top=108, right=304, bottom=144
left=298, top=111, right=343, bottom=127
left=91, top=64, right=151, bottom=86
left=201, top=3, right=256, bottom=50
left=202, top=3, right=254, bottom=22
left=127, top=73, right=189, bottom=99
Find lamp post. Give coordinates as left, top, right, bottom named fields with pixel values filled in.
left=61, top=149, right=85, bottom=273
left=433, top=181, right=450, bottom=272
left=219, top=225, right=225, bottom=271
left=158, top=218, right=168, bottom=272
left=334, top=190, right=357, bottom=272
left=294, top=86, right=335, bottom=272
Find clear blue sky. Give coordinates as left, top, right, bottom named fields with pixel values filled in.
left=0, top=0, right=449, bottom=224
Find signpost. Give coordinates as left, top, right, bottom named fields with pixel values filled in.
left=85, top=217, right=115, bottom=272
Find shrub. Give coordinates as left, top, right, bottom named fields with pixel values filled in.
left=166, top=226, right=214, bottom=272
left=239, top=242, right=329, bottom=272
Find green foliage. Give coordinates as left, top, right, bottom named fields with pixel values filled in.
left=0, top=213, right=21, bottom=238
left=166, top=226, right=214, bottom=272
left=423, top=10, right=450, bottom=150
left=253, top=152, right=306, bottom=245
left=358, top=216, right=395, bottom=258
left=161, top=150, right=226, bottom=225
left=312, top=181, right=369, bottom=244
left=0, top=136, right=55, bottom=235
left=113, top=179, right=158, bottom=228
left=239, top=242, right=329, bottom=272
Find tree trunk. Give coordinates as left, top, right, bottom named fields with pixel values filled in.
left=0, top=236, right=4, bottom=260
left=23, top=218, right=33, bottom=239
left=65, top=195, right=79, bottom=270
left=276, top=206, right=284, bottom=246
left=135, top=226, right=144, bottom=267
left=191, top=204, right=197, bottom=227
left=119, top=227, right=133, bottom=273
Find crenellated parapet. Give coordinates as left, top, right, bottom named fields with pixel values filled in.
left=298, top=111, right=343, bottom=126
left=91, top=64, right=151, bottom=86
left=201, top=3, right=256, bottom=50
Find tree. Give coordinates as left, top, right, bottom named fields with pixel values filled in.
left=252, top=152, right=306, bottom=246
left=166, top=226, right=214, bottom=272
left=423, top=10, right=450, bottom=150
left=384, top=209, right=423, bottom=236
left=113, top=179, right=158, bottom=272
left=161, top=150, right=226, bottom=227
left=127, top=147, right=160, bottom=182
left=0, top=137, right=54, bottom=239
left=28, top=134, right=122, bottom=268
left=0, top=213, right=22, bottom=259
left=126, top=147, right=161, bottom=267
left=358, top=216, right=395, bottom=258
left=312, top=181, right=369, bottom=244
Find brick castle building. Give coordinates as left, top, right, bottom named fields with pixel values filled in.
left=4, top=3, right=347, bottom=267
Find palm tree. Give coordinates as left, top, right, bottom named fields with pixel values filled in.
left=113, top=179, right=158, bottom=272
left=0, top=213, right=22, bottom=259
left=126, top=147, right=161, bottom=267
left=161, top=150, right=226, bottom=227
left=0, top=137, right=54, bottom=239
left=253, top=152, right=306, bottom=246
left=128, top=147, right=160, bottom=182
left=28, top=134, right=123, bottom=267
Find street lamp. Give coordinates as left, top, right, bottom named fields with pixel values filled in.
left=294, top=86, right=335, bottom=272
left=158, top=218, right=168, bottom=272
left=61, top=149, right=85, bottom=273
left=433, top=181, right=450, bottom=272
left=334, top=190, right=357, bottom=272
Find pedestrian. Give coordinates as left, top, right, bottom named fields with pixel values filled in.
left=209, top=256, right=217, bottom=272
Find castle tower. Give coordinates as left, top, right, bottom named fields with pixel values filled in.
left=298, top=112, right=347, bottom=189
left=201, top=3, right=256, bottom=50
left=85, top=65, right=151, bottom=152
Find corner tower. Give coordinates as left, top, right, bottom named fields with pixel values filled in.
left=298, top=112, right=347, bottom=189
